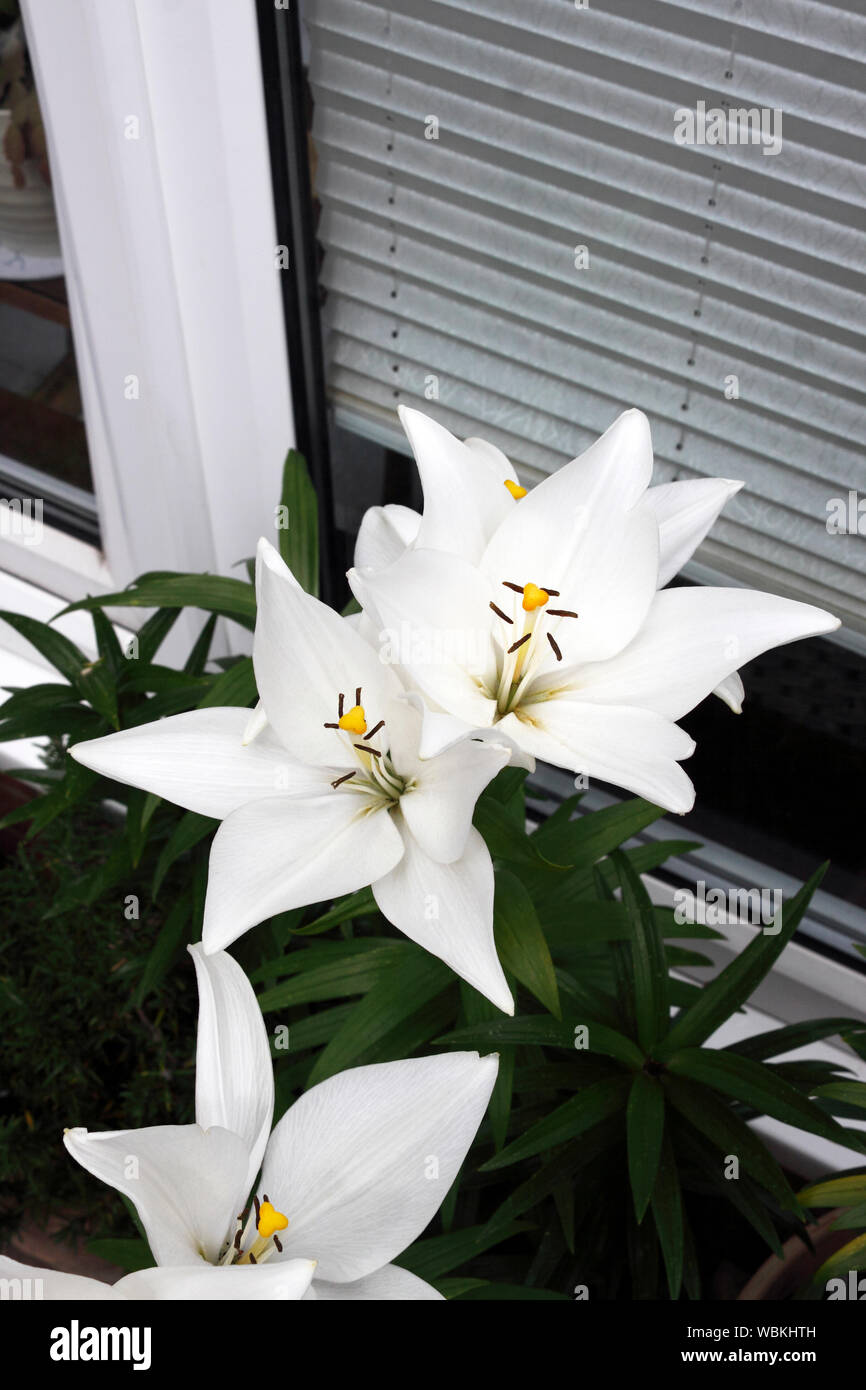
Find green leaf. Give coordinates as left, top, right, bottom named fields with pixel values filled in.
left=799, top=1174, right=866, bottom=1209
left=0, top=611, right=90, bottom=686
left=811, top=1082, right=866, bottom=1112
left=291, top=887, right=378, bottom=935
left=481, top=1075, right=630, bottom=1171
left=257, top=943, right=411, bottom=1012
left=184, top=614, right=218, bottom=675
left=305, top=950, right=453, bottom=1085
left=651, top=1127, right=684, bottom=1299
left=659, top=864, right=828, bottom=1056
left=627, top=1071, right=665, bottom=1222
left=196, top=657, right=257, bottom=709
left=814, top=1232, right=866, bottom=1285
left=530, top=796, right=667, bottom=868
left=152, top=811, right=218, bottom=897
left=276, top=448, right=319, bottom=595
left=86, top=1238, right=153, bottom=1273
left=62, top=573, right=257, bottom=630
left=131, top=607, right=180, bottom=664
left=133, top=893, right=192, bottom=1007
left=665, top=1048, right=864, bottom=1152
left=460, top=983, right=514, bottom=1150
left=675, top=1122, right=785, bottom=1259
left=396, top=1221, right=530, bottom=1282
left=666, top=1075, right=801, bottom=1214
left=726, top=1017, right=866, bottom=1062
left=474, top=797, right=565, bottom=868
left=90, top=608, right=125, bottom=678
left=610, top=849, right=669, bottom=1051
left=494, top=869, right=560, bottom=1018
left=483, top=1118, right=622, bottom=1234
left=123, top=664, right=211, bottom=696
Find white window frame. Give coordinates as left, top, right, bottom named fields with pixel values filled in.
left=6, top=0, right=294, bottom=655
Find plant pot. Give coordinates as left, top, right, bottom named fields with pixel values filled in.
left=0, top=108, right=61, bottom=261
left=737, top=1208, right=852, bottom=1300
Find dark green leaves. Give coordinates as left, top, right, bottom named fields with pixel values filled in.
left=667, top=1049, right=865, bottom=1151
left=627, top=1071, right=665, bottom=1221
left=494, top=869, right=560, bottom=1018
left=276, top=448, right=319, bottom=595
left=609, top=850, right=668, bottom=1052
left=660, top=864, right=828, bottom=1056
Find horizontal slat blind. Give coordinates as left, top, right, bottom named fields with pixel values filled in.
left=304, top=0, right=866, bottom=633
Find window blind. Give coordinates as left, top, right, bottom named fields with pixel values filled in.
left=303, top=0, right=866, bottom=636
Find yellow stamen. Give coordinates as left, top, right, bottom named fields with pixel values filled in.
left=338, top=704, right=367, bottom=735
left=522, top=583, right=549, bottom=612
left=504, top=478, right=527, bottom=500
left=257, top=1201, right=289, bottom=1240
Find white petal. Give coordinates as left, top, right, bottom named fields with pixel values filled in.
left=354, top=503, right=421, bottom=572
left=498, top=702, right=696, bottom=815
left=399, top=406, right=519, bottom=560
left=189, top=944, right=273, bottom=1198
left=374, top=817, right=513, bottom=1013
left=394, top=705, right=513, bottom=863
left=63, top=1124, right=251, bottom=1267
left=410, top=699, right=535, bottom=773
left=261, top=1051, right=498, bottom=1283
left=242, top=700, right=269, bottom=745
left=0, top=1256, right=124, bottom=1300
left=480, top=408, right=654, bottom=605
left=70, top=708, right=319, bottom=818
left=713, top=671, right=745, bottom=713
left=254, top=538, right=400, bottom=767
left=646, top=477, right=743, bottom=588
left=349, top=548, right=498, bottom=729
left=309, top=1263, right=443, bottom=1300
left=548, top=585, right=840, bottom=722
left=202, top=792, right=405, bottom=952
left=116, top=1260, right=315, bottom=1301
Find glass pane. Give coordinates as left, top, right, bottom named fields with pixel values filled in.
left=0, top=16, right=97, bottom=540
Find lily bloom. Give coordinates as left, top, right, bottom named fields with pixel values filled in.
left=0, top=946, right=498, bottom=1299
left=71, top=539, right=514, bottom=1012
left=349, top=409, right=838, bottom=813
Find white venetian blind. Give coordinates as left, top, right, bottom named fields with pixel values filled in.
left=303, top=0, right=866, bottom=635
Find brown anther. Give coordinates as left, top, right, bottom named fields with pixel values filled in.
left=331, top=771, right=356, bottom=788
left=547, top=608, right=578, bottom=619
left=364, top=719, right=385, bottom=740
left=507, top=633, right=531, bottom=654
left=273, top=1234, right=283, bottom=1253
left=338, top=693, right=345, bottom=717
left=253, top=1195, right=261, bottom=1223
left=355, top=687, right=362, bottom=705
left=357, top=744, right=381, bottom=757
left=249, top=1252, right=257, bottom=1265
left=502, top=580, right=524, bottom=593
left=541, top=588, right=560, bottom=597
left=489, top=601, right=513, bottom=624
left=323, top=722, right=339, bottom=729
left=547, top=632, right=563, bottom=661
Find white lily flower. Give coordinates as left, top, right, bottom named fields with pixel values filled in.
left=0, top=946, right=498, bottom=1300
left=349, top=410, right=839, bottom=814
left=71, top=539, right=514, bottom=1012
left=355, top=407, right=747, bottom=713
